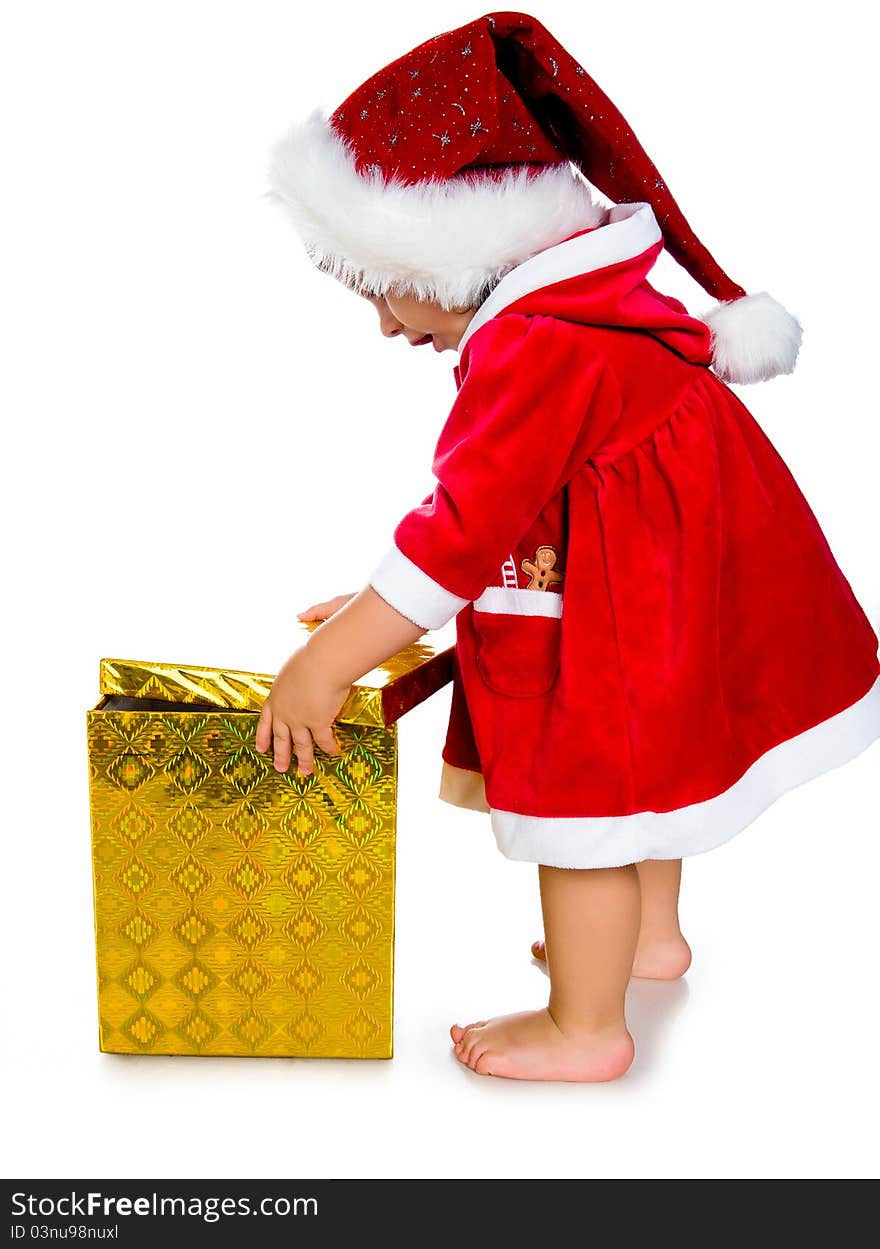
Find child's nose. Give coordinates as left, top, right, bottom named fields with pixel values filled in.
left=381, top=320, right=403, bottom=338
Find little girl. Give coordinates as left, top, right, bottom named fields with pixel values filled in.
left=258, top=11, right=880, bottom=1081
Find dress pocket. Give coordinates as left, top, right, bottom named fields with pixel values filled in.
left=471, top=587, right=563, bottom=698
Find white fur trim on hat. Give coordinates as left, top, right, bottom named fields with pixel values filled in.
left=701, top=291, right=803, bottom=385
left=266, top=108, right=606, bottom=310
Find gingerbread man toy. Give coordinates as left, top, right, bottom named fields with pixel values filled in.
left=521, top=545, right=564, bottom=591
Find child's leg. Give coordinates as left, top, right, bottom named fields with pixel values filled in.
left=450, top=864, right=639, bottom=1081
left=531, top=857, right=691, bottom=980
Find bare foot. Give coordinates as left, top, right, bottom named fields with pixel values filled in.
left=449, top=1009, right=634, bottom=1082
left=531, top=935, right=692, bottom=981
left=631, top=936, right=692, bottom=980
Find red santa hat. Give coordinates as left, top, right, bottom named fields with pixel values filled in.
left=267, top=10, right=802, bottom=385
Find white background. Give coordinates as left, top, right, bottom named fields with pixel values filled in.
left=1, top=0, right=878, bottom=1180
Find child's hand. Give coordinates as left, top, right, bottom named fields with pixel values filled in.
left=255, top=645, right=349, bottom=777
left=296, top=593, right=357, bottom=622
left=260, top=585, right=426, bottom=776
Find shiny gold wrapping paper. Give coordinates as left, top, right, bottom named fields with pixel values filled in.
left=98, top=624, right=454, bottom=728
left=87, top=623, right=453, bottom=1058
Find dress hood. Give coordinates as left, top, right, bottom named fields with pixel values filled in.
left=457, top=203, right=718, bottom=375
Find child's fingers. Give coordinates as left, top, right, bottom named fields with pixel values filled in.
left=255, top=703, right=273, bottom=752
left=297, top=594, right=357, bottom=622
left=312, top=725, right=341, bottom=758
left=297, top=600, right=337, bottom=621
left=271, top=721, right=293, bottom=773
left=290, top=729, right=315, bottom=777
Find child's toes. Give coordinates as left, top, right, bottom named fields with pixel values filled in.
left=460, top=1025, right=487, bottom=1064
left=453, top=1038, right=473, bottom=1067
left=473, top=1051, right=495, bottom=1076
left=468, top=1041, right=492, bottom=1072
left=451, top=1019, right=487, bottom=1045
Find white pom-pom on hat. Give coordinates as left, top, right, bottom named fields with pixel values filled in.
left=701, top=291, right=803, bottom=385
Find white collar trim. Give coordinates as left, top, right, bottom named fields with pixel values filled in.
left=456, top=201, right=662, bottom=359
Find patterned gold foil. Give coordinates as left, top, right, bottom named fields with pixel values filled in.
left=99, top=620, right=454, bottom=727
left=87, top=622, right=453, bottom=1058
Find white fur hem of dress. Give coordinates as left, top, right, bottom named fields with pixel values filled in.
left=439, top=671, right=880, bottom=869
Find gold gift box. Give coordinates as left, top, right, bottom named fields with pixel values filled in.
left=86, top=621, right=453, bottom=1059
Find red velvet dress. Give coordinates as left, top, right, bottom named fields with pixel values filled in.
left=368, top=204, right=880, bottom=868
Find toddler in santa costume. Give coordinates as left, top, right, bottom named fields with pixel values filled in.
left=258, top=11, right=880, bottom=1081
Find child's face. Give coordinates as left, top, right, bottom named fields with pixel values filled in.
left=363, top=291, right=477, bottom=353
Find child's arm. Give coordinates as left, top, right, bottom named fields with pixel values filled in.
left=255, top=586, right=426, bottom=775
left=367, top=315, right=621, bottom=628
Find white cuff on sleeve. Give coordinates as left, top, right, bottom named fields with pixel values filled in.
left=368, top=544, right=469, bottom=630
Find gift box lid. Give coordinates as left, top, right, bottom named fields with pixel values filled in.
left=97, top=620, right=454, bottom=728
